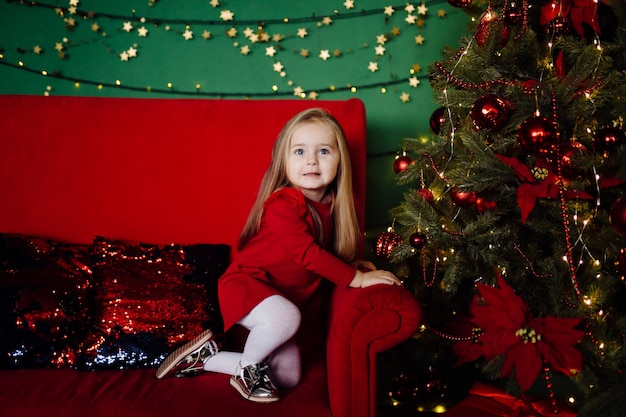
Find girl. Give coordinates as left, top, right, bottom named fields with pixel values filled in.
left=156, top=108, right=402, bottom=402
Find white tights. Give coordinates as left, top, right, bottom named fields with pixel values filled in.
left=203, top=294, right=302, bottom=389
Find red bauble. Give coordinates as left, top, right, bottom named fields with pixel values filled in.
left=517, top=116, right=559, bottom=153
left=409, top=232, right=427, bottom=249
left=546, top=16, right=571, bottom=37
left=609, top=196, right=626, bottom=237
left=557, top=141, right=588, bottom=180
left=593, top=126, right=625, bottom=153
left=470, top=94, right=512, bottom=131
left=476, top=197, right=497, bottom=213
left=430, top=107, right=447, bottom=135
left=450, top=187, right=477, bottom=207
left=393, top=154, right=414, bottom=173
left=476, top=13, right=511, bottom=48
left=416, top=188, right=434, bottom=203
left=373, top=230, right=403, bottom=261
left=447, top=0, right=471, bottom=7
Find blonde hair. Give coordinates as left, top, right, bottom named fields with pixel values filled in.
left=238, top=108, right=361, bottom=263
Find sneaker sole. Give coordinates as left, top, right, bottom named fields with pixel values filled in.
left=156, top=329, right=214, bottom=379
left=229, top=376, right=281, bottom=403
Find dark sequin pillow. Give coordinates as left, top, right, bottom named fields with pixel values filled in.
left=0, top=234, right=94, bottom=369
left=74, top=236, right=229, bottom=370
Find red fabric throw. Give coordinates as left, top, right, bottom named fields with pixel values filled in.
left=453, top=274, right=584, bottom=391
left=446, top=382, right=577, bottom=417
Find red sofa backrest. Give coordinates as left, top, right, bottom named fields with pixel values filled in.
left=0, top=95, right=366, bottom=249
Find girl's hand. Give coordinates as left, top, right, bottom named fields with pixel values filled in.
left=349, top=269, right=403, bottom=288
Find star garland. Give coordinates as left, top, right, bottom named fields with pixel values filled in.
left=1, top=0, right=453, bottom=100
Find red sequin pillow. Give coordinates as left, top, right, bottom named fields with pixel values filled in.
left=74, top=236, right=229, bottom=370
left=0, top=234, right=94, bottom=369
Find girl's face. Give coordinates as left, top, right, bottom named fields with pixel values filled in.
left=286, top=121, right=340, bottom=203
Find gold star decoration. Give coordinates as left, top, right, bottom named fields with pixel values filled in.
left=265, top=46, right=277, bottom=57
left=91, top=22, right=99, bottom=32
left=226, top=28, right=237, bottom=38
left=273, top=62, right=284, bottom=72
left=415, top=34, right=425, bottom=45
left=293, top=86, right=304, bottom=97
left=384, top=6, right=395, bottom=16
left=220, top=10, right=234, bottom=21
left=299, top=48, right=309, bottom=58
left=210, top=0, right=219, bottom=7
left=417, top=19, right=425, bottom=28
left=122, top=21, right=133, bottom=32
left=409, top=76, right=420, bottom=87
left=240, top=45, right=250, bottom=55
left=202, top=30, right=211, bottom=40
left=438, top=9, right=447, bottom=17
left=405, top=14, right=417, bottom=25
left=33, top=45, right=43, bottom=54
left=417, top=3, right=428, bottom=15
left=138, top=26, right=148, bottom=37
left=333, top=49, right=341, bottom=57
left=182, top=29, right=193, bottom=40
left=368, top=61, right=379, bottom=72
left=405, top=4, right=415, bottom=13
left=412, top=63, right=422, bottom=73
left=344, top=0, right=355, bottom=9
left=297, top=28, right=308, bottom=38
left=376, top=34, right=387, bottom=44
left=319, top=49, right=330, bottom=60
left=400, top=92, right=410, bottom=103
left=375, top=45, right=386, bottom=55
left=392, top=27, right=400, bottom=36
left=69, top=0, right=79, bottom=6
left=308, top=91, right=319, bottom=100
left=321, top=16, right=333, bottom=25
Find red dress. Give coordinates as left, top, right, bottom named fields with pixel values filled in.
left=218, top=187, right=356, bottom=332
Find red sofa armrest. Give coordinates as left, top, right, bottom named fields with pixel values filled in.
left=326, top=285, right=422, bottom=417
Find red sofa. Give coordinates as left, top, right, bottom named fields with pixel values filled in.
left=0, top=95, right=422, bottom=417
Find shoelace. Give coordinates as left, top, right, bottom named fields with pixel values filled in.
left=246, top=363, right=271, bottom=398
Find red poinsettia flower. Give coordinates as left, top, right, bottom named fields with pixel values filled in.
left=495, top=154, right=592, bottom=223
left=454, top=274, right=584, bottom=391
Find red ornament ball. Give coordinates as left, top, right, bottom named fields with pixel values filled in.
left=609, top=196, right=626, bottom=237
left=558, top=141, right=588, bottom=180
left=416, top=188, right=434, bottom=203
left=517, top=116, right=559, bottom=154
left=409, top=232, right=427, bottom=249
left=593, top=126, right=625, bottom=153
left=393, top=155, right=414, bottom=174
left=447, top=0, right=471, bottom=7
left=470, top=94, right=512, bottom=131
left=476, top=197, right=497, bottom=213
left=450, top=187, right=477, bottom=207
left=373, top=230, right=403, bottom=261
left=546, top=16, right=571, bottom=37
left=430, top=107, right=447, bottom=135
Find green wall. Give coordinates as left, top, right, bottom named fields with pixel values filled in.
left=0, top=0, right=469, bottom=232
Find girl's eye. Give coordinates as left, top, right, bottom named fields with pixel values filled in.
left=319, top=148, right=330, bottom=155
left=294, top=149, right=304, bottom=155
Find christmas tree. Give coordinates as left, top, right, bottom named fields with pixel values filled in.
left=383, top=0, right=626, bottom=415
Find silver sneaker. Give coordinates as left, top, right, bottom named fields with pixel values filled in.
left=156, top=329, right=219, bottom=379
left=230, top=362, right=280, bottom=403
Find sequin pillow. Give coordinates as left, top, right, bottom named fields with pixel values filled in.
left=0, top=233, right=94, bottom=369
left=74, top=236, right=230, bottom=370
